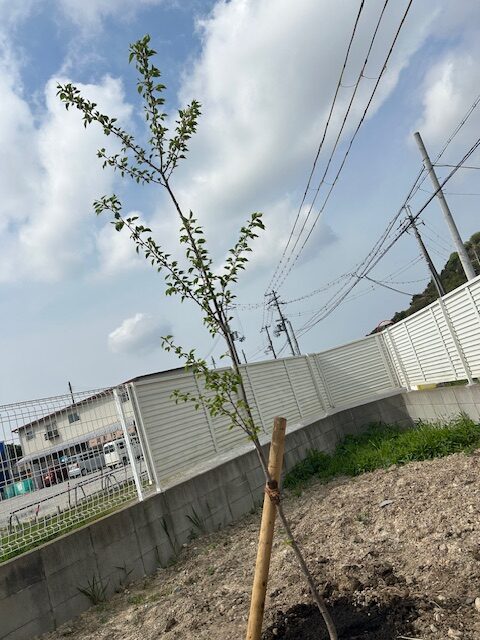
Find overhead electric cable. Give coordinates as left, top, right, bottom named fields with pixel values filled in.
left=296, top=133, right=480, bottom=336
left=272, top=0, right=391, bottom=291
left=274, top=0, right=414, bottom=291
left=265, top=0, right=367, bottom=295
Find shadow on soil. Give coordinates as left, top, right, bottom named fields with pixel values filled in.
left=262, top=596, right=418, bottom=640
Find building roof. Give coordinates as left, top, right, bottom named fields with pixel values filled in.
left=13, top=389, right=114, bottom=433
left=17, top=418, right=134, bottom=465
left=13, top=366, right=185, bottom=433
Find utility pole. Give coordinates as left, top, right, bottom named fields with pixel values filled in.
left=406, top=205, right=445, bottom=297
left=68, top=381, right=75, bottom=405
left=223, top=317, right=242, bottom=368
left=263, top=325, right=277, bottom=359
left=414, top=130, right=476, bottom=281
left=286, top=318, right=301, bottom=356
left=270, top=291, right=296, bottom=357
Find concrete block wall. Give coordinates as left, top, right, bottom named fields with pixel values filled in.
left=403, top=384, right=480, bottom=423
left=1, top=386, right=478, bottom=639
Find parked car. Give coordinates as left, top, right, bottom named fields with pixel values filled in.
left=66, top=449, right=105, bottom=478
left=103, top=436, right=142, bottom=468
left=43, top=464, right=69, bottom=487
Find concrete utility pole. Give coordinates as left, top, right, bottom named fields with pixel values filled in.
left=270, top=291, right=299, bottom=357
left=414, top=130, right=476, bottom=281
left=68, top=381, right=75, bottom=405
left=263, top=325, right=277, bottom=359
left=406, top=205, right=446, bottom=297
left=286, top=318, right=301, bottom=356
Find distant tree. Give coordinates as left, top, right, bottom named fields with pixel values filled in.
left=388, top=230, right=480, bottom=326
left=57, top=35, right=337, bottom=640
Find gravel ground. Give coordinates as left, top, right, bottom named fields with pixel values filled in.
left=41, top=449, right=480, bottom=639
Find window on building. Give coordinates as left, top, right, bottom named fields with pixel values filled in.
left=44, top=423, right=59, bottom=440
left=25, top=429, right=34, bottom=440
left=68, top=412, right=80, bottom=424
left=119, top=388, right=129, bottom=403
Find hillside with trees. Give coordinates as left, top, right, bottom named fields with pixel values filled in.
left=389, top=230, right=480, bottom=324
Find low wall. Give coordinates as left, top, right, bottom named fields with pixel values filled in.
left=1, top=385, right=479, bottom=639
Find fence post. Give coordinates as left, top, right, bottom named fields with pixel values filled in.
left=305, top=354, right=326, bottom=413
left=403, top=322, right=426, bottom=384
left=113, top=387, right=143, bottom=502
left=127, top=383, right=162, bottom=493
left=429, top=307, right=457, bottom=379
left=465, top=284, right=480, bottom=332
left=438, top=299, right=475, bottom=385
left=194, top=376, right=219, bottom=453
left=283, top=360, right=303, bottom=418
left=312, top=354, right=335, bottom=410
left=384, top=326, right=411, bottom=391
left=242, top=364, right=268, bottom=434
left=374, top=334, right=399, bottom=389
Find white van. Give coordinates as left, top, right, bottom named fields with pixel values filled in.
left=103, top=436, right=142, bottom=468
left=67, top=449, right=105, bottom=478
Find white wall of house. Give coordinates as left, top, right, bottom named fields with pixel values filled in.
left=17, top=393, right=134, bottom=457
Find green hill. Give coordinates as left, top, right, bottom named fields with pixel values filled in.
left=390, top=230, right=480, bottom=324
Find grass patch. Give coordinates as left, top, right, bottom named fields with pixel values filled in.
left=0, top=482, right=140, bottom=563
left=284, top=414, right=480, bottom=491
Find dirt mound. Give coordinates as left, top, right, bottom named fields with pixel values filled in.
left=41, top=451, right=480, bottom=640
left=263, top=596, right=418, bottom=640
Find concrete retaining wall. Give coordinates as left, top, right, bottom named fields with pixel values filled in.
left=1, top=385, right=479, bottom=639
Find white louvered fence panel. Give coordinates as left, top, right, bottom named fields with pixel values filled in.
left=241, top=360, right=302, bottom=433
left=129, top=277, right=480, bottom=488
left=444, top=280, right=480, bottom=378
left=386, top=275, right=480, bottom=386
left=284, top=357, right=324, bottom=419
left=314, top=335, right=397, bottom=406
left=131, top=372, right=217, bottom=481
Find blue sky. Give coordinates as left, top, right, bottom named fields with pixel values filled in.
left=1, top=0, right=480, bottom=403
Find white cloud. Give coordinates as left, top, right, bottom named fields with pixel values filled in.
left=56, top=0, right=164, bottom=31
left=95, top=211, right=146, bottom=278
left=0, top=72, right=132, bottom=282
left=412, top=3, right=480, bottom=158
left=239, top=197, right=338, bottom=274
left=108, top=312, right=171, bottom=355
left=415, top=48, right=480, bottom=155
left=172, top=0, right=436, bottom=258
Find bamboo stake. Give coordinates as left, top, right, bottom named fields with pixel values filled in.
left=246, top=416, right=287, bottom=640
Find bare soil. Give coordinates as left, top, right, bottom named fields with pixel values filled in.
left=42, top=450, right=480, bottom=639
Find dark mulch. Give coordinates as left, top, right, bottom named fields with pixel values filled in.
left=262, top=596, right=419, bottom=640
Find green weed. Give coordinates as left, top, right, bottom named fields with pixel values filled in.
left=284, top=414, right=480, bottom=491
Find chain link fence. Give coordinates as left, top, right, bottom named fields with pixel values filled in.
left=0, top=386, right=153, bottom=562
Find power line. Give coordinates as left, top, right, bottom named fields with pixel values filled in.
left=435, top=164, right=480, bottom=170
left=270, top=0, right=390, bottom=291
left=418, top=186, right=480, bottom=197
left=265, top=0, right=367, bottom=295
left=361, top=275, right=415, bottom=296
left=405, top=92, right=480, bottom=204
left=296, top=132, right=480, bottom=336
left=273, top=0, right=415, bottom=292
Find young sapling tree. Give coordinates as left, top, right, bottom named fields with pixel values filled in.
left=57, top=35, right=337, bottom=640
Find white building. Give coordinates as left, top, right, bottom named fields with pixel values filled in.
left=14, top=388, right=134, bottom=488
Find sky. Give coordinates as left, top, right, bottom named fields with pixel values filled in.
left=1, top=0, right=480, bottom=403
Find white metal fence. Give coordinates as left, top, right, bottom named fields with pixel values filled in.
left=130, top=275, right=480, bottom=489
left=0, top=386, right=153, bottom=562
left=2, top=274, right=480, bottom=562
left=385, top=274, right=480, bottom=388
left=128, top=331, right=401, bottom=486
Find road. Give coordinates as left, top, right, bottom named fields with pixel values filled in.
left=0, top=464, right=139, bottom=528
